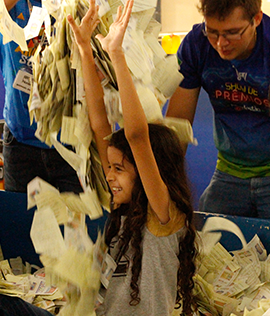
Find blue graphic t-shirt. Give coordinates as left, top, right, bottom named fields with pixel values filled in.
left=0, top=0, right=49, bottom=147
left=177, top=14, right=270, bottom=168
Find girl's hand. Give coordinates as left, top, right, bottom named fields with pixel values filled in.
left=95, top=0, right=133, bottom=56
left=67, top=0, right=99, bottom=51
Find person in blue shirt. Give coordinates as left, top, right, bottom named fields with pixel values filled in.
left=0, top=0, right=82, bottom=193
left=166, top=0, right=270, bottom=218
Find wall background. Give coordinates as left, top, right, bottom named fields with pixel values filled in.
left=161, top=0, right=201, bottom=33
left=161, top=0, right=270, bottom=34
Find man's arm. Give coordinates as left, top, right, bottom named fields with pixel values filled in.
left=166, top=86, right=201, bottom=125
left=4, top=0, right=19, bottom=11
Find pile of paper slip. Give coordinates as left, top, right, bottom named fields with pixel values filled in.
left=0, top=257, right=65, bottom=315
left=3, top=212, right=270, bottom=316
left=195, top=217, right=270, bottom=316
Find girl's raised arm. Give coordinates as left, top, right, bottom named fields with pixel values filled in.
left=67, top=1, right=111, bottom=175
left=96, top=0, right=170, bottom=224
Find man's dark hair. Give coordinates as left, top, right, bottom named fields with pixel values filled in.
left=198, top=0, right=262, bottom=21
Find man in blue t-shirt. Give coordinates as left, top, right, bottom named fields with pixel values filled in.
left=167, top=0, right=270, bottom=218
left=0, top=0, right=82, bottom=193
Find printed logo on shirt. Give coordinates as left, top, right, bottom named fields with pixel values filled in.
left=232, top=65, right=248, bottom=81
left=214, top=82, right=270, bottom=114
left=202, top=65, right=270, bottom=116
left=113, top=258, right=129, bottom=278
left=16, top=23, right=48, bottom=65
left=109, top=238, right=129, bottom=278
left=17, top=13, right=25, bottom=20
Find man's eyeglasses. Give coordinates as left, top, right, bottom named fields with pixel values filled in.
left=202, top=22, right=251, bottom=41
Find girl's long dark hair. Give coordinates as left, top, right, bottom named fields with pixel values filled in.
left=105, top=123, right=198, bottom=315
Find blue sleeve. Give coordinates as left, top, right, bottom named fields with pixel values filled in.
left=177, top=24, right=207, bottom=89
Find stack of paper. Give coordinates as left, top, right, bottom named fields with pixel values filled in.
left=195, top=218, right=270, bottom=316
left=0, top=258, right=64, bottom=315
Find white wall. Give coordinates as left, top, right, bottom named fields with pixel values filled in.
left=262, top=1, right=270, bottom=15
left=161, top=0, right=270, bottom=34
left=161, top=0, right=201, bottom=33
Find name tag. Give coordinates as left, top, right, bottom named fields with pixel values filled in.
left=13, top=70, right=33, bottom=94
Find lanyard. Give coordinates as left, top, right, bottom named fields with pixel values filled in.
left=26, top=0, right=33, bottom=14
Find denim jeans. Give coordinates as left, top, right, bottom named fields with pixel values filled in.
left=199, top=169, right=270, bottom=218
left=3, top=124, right=83, bottom=194
left=0, top=294, right=53, bottom=316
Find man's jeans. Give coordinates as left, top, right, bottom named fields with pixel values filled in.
left=199, top=169, right=270, bottom=218
left=3, top=124, right=83, bottom=194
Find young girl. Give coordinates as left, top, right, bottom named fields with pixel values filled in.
left=67, top=0, right=198, bottom=315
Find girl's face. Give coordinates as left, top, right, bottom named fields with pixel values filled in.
left=106, top=146, right=137, bottom=205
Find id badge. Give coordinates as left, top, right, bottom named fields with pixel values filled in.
left=13, top=69, right=33, bottom=94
